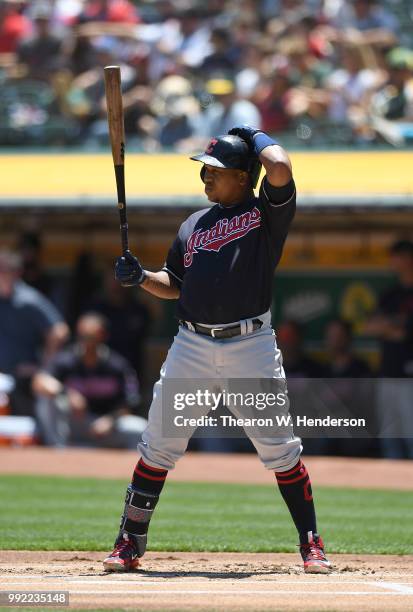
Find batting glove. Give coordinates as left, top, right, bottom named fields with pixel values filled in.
left=115, top=251, right=147, bottom=287
left=228, top=125, right=261, bottom=150
left=228, top=125, right=279, bottom=156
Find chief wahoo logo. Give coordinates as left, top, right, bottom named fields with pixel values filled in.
left=205, top=138, right=218, bottom=154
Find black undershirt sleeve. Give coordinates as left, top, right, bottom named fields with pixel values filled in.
left=260, top=177, right=296, bottom=207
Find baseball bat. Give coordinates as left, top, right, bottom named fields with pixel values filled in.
left=104, top=65, right=129, bottom=255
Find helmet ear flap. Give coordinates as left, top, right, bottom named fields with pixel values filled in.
left=200, top=165, right=206, bottom=183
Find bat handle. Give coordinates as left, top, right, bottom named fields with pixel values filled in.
left=115, top=164, right=128, bottom=255
left=120, top=223, right=129, bottom=255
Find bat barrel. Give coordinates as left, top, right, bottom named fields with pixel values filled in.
left=104, top=65, right=129, bottom=255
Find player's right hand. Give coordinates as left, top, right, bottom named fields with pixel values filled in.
left=115, top=250, right=146, bottom=287
left=228, top=125, right=262, bottom=151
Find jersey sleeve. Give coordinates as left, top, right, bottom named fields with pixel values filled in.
left=162, top=234, right=185, bottom=287
left=259, top=176, right=296, bottom=208
left=258, top=177, right=297, bottom=247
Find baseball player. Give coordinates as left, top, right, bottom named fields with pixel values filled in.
left=103, top=125, right=332, bottom=574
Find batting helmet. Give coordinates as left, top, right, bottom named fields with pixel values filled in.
left=190, top=135, right=262, bottom=189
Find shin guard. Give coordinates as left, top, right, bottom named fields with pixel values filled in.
left=118, top=485, right=160, bottom=557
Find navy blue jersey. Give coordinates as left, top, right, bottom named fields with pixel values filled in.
left=163, top=177, right=296, bottom=324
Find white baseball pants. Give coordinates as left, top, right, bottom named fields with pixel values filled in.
left=138, top=310, right=302, bottom=472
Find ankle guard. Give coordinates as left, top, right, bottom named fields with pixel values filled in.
left=118, top=485, right=160, bottom=557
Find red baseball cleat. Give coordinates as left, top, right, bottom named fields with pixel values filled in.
left=103, top=533, right=140, bottom=572
left=299, top=532, right=332, bottom=574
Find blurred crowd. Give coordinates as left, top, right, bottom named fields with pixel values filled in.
left=0, top=0, right=412, bottom=149
left=1, top=236, right=413, bottom=458
left=0, top=237, right=151, bottom=449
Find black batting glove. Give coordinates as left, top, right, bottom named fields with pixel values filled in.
left=228, top=125, right=262, bottom=151
left=115, top=250, right=146, bottom=287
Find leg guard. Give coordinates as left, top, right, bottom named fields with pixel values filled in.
left=117, top=485, right=160, bottom=558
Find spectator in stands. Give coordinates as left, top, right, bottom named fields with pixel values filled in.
left=234, top=40, right=263, bottom=99
left=52, top=0, right=83, bottom=29
left=0, top=249, right=69, bottom=415
left=66, top=36, right=136, bottom=144
left=324, top=44, right=382, bottom=124
left=195, top=76, right=262, bottom=139
left=156, top=94, right=202, bottom=150
left=67, top=28, right=98, bottom=76
left=324, top=318, right=371, bottom=377
left=369, top=47, right=413, bottom=145
left=33, top=312, right=146, bottom=447
left=0, top=0, right=411, bottom=148
left=136, top=74, right=201, bottom=151
left=200, top=27, right=238, bottom=77
left=174, top=6, right=212, bottom=70
left=331, top=0, right=399, bottom=35
left=254, top=64, right=293, bottom=133
left=17, top=2, right=64, bottom=81
left=365, top=240, right=413, bottom=459
left=267, top=36, right=332, bottom=128
left=0, top=0, right=31, bottom=54
left=75, top=0, right=140, bottom=25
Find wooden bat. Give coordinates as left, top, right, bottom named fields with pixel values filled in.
left=104, top=65, right=129, bottom=255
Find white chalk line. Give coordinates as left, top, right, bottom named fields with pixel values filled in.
left=2, top=578, right=413, bottom=586
left=372, top=581, right=413, bottom=595
left=2, top=585, right=413, bottom=597
left=65, top=589, right=413, bottom=596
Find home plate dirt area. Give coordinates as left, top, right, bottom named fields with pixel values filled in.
left=1, top=449, right=413, bottom=611
left=1, top=551, right=413, bottom=611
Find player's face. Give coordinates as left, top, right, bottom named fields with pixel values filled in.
left=203, top=165, right=249, bottom=205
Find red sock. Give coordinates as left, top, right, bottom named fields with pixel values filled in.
left=275, top=460, right=317, bottom=544
left=132, top=458, right=168, bottom=495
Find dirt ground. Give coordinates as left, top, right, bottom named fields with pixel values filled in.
left=1, top=551, right=413, bottom=611
left=1, top=448, right=413, bottom=611
left=1, top=447, right=413, bottom=489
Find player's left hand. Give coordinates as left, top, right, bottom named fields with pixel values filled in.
left=228, top=125, right=262, bottom=150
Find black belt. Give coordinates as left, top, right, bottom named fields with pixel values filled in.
left=179, top=319, right=263, bottom=339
